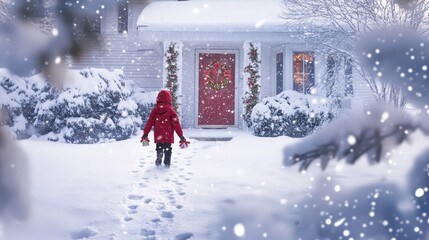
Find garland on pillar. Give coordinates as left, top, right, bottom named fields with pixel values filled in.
left=243, top=42, right=261, bottom=128
left=164, top=42, right=180, bottom=112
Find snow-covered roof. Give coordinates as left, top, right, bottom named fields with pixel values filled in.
left=137, top=0, right=286, bottom=32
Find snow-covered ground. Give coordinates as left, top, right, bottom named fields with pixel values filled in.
left=4, top=130, right=429, bottom=240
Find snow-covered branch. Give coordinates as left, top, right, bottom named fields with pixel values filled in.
left=284, top=105, right=428, bottom=171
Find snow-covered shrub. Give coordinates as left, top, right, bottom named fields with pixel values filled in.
left=0, top=69, right=32, bottom=138
left=250, top=90, right=335, bottom=137
left=131, top=90, right=157, bottom=128
left=32, top=68, right=141, bottom=143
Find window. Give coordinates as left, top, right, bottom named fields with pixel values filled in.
left=118, top=1, right=128, bottom=33
left=276, top=53, right=284, bottom=94
left=293, top=52, right=315, bottom=94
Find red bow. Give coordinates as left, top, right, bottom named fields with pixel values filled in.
left=179, top=140, right=190, bottom=149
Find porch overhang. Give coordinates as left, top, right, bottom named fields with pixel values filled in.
left=137, top=0, right=286, bottom=32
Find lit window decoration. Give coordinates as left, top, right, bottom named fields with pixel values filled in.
left=202, top=61, right=232, bottom=90
left=293, top=52, right=315, bottom=94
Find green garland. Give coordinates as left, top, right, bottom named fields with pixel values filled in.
left=243, top=42, right=261, bottom=128
left=203, top=61, right=232, bottom=90
left=164, top=42, right=180, bottom=113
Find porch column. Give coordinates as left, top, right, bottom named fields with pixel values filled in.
left=163, top=41, right=183, bottom=115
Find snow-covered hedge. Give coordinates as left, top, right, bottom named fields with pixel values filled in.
left=0, top=70, right=33, bottom=139
left=131, top=90, right=157, bottom=129
left=32, top=69, right=142, bottom=143
left=250, top=90, right=335, bottom=137
left=0, top=68, right=154, bottom=144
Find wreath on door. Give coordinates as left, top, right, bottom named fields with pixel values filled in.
left=202, top=61, right=232, bottom=90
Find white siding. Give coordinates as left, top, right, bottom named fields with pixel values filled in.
left=70, top=1, right=162, bottom=91
left=352, top=74, right=377, bottom=111
left=260, top=43, right=272, bottom=99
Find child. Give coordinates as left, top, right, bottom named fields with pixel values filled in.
left=141, top=90, right=186, bottom=167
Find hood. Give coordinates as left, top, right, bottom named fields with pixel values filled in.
left=156, top=90, right=172, bottom=106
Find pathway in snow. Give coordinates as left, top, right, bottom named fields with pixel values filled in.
left=112, top=142, right=207, bottom=240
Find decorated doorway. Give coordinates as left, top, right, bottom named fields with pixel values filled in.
left=197, top=52, right=236, bottom=127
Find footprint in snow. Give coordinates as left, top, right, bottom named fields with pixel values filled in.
left=139, top=229, right=156, bottom=237
left=160, top=211, right=174, bottom=219
left=144, top=198, right=152, bottom=204
left=167, top=195, right=175, bottom=201
left=128, top=205, right=138, bottom=210
left=123, top=216, right=133, bottom=222
left=151, top=218, right=161, bottom=223
left=128, top=194, right=144, bottom=200
left=128, top=209, right=138, bottom=214
left=178, top=192, right=186, bottom=196
left=69, top=227, right=98, bottom=239
left=174, top=232, right=194, bottom=240
left=176, top=204, right=183, bottom=209
left=156, top=203, right=165, bottom=210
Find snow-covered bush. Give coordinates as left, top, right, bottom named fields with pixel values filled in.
left=32, top=68, right=141, bottom=143
left=131, top=90, right=157, bottom=129
left=250, top=90, right=335, bottom=137
left=0, top=69, right=32, bottom=138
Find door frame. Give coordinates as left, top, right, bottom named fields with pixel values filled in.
left=194, top=49, right=239, bottom=128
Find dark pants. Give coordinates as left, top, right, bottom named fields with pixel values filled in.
left=155, top=143, right=172, bottom=166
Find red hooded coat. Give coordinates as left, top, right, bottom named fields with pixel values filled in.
left=143, top=90, right=184, bottom=143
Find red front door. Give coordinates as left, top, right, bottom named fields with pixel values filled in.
left=198, top=53, right=235, bottom=127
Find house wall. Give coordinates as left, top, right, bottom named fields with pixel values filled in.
left=260, top=43, right=273, bottom=99
left=352, top=74, right=377, bottom=111
left=70, top=0, right=163, bottom=91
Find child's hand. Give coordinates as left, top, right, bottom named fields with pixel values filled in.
left=179, top=136, right=189, bottom=149
left=140, top=134, right=148, bottom=142
left=141, top=135, right=150, bottom=147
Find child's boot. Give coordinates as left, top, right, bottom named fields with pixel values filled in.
left=164, top=147, right=172, bottom=167
left=155, top=145, right=163, bottom=166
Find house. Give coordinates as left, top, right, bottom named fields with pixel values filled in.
left=71, top=0, right=374, bottom=129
